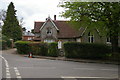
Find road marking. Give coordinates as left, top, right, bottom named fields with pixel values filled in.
left=73, top=68, right=118, bottom=71
left=0, top=55, right=11, bottom=78
left=73, top=68, right=95, bottom=70
left=61, top=76, right=118, bottom=79
left=100, top=69, right=118, bottom=71
left=14, top=67, right=22, bottom=79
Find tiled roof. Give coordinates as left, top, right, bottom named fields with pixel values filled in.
left=54, top=21, right=80, bottom=38
left=34, top=21, right=44, bottom=33
left=34, top=20, right=82, bottom=38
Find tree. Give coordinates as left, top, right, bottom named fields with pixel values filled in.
left=2, top=2, right=22, bottom=41
left=59, top=2, right=120, bottom=53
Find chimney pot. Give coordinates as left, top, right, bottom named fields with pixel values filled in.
left=54, top=15, right=56, bottom=21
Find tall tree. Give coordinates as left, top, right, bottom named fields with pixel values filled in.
left=59, top=2, right=120, bottom=53
left=2, top=2, right=22, bottom=41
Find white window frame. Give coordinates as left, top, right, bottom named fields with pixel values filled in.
left=44, top=39, right=54, bottom=43
left=106, top=37, right=111, bottom=44
left=88, top=32, right=94, bottom=43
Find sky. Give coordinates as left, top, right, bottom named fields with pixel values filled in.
left=0, top=0, right=68, bottom=31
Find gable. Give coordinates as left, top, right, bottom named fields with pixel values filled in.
left=34, top=18, right=81, bottom=38
left=40, top=17, right=59, bottom=31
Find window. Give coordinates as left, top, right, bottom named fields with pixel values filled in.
left=88, top=32, right=94, bottom=43
left=106, top=37, right=111, bottom=44
left=28, top=37, right=32, bottom=40
left=44, top=39, right=54, bottom=43
left=46, top=28, right=52, bottom=36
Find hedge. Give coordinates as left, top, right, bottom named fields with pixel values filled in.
left=0, top=35, right=12, bottom=50
left=29, top=42, right=48, bottom=56
left=64, top=42, right=111, bottom=60
left=15, top=41, right=31, bottom=54
left=47, top=42, right=58, bottom=57
left=15, top=41, right=59, bottom=57
left=0, top=40, right=7, bottom=50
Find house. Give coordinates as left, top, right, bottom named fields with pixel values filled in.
left=34, top=16, right=79, bottom=42
left=22, top=31, right=35, bottom=41
left=34, top=15, right=120, bottom=46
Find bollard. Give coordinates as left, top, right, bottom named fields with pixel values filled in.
left=29, top=53, right=32, bottom=58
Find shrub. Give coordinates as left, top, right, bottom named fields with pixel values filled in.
left=0, top=40, right=7, bottom=50
left=15, top=41, right=48, bottom=55
left=64, top=42, right=111, bottom=60
left=15, top=41, right=31, bottom=54
left=0, top=35, right=12, bottom=50
left=15, top=41, right=59, bottom=57
left=29, top=42, right=48, bottom=56
left=47, top=42, right=58, bottom=57
left=107, top=53, right=120, bottom=62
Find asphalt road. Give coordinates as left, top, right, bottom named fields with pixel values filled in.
left=0, top=49, right=119, bottom=80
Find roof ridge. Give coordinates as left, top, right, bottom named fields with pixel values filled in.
left=35, top=21, right=44, bottom=22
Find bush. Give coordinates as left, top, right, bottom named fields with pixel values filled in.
left=0, top=40, right=7, bottom=50
left=15, top=41, right=59, bottom=57
left=15, top=41, right=31, bottom=54
left=107, top=53, right=120, bottom=62
left=29, top=42, right=48, bottom=56
left=47, top=42, right=58, bottom=57
left=0, top=35, right=12, bottom=50
left=64, top=42, right=111, bottom=60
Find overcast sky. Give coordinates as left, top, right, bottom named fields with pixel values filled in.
left=0, top=0, right=67, bottom=31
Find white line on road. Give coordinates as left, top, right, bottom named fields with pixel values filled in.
left=0, top=55, right=11, bottom=78
left=74, top=68, right=95, bottom=70
left=61, top=76, right=118, bottom=79
left=73, top=68, right=118, bottom=71
left=14, top=67, right=22, bottom=79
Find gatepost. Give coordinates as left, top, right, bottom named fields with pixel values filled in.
left=58, top=40, right=64, bottom=56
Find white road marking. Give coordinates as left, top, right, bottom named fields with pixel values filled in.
left=0, top=55, right=11, bottom=78
left=74, top=68, right=96, bottom=70
left=17, top=76, right=22, bottom=78
left=14, top=67, right=22, bottom=79
left=61, top=76, right=118, bottom=79
left=19, top=66, right=56, bottom=69
left=100, top=69, right=118, bottom=71
left=73, top=68, right=118, bottom=71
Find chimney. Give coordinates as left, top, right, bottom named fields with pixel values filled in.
left=54, top=15, right=56, bottom=21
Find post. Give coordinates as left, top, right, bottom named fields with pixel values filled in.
left=58, top=40, right=63, bottom=56
left=10, top=39, right=13, bottom=48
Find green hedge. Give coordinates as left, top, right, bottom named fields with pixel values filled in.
left=47, top=42, right=58, bottom=57
left=0, top=40, right=7, bottom=50
left=64, top=42, right=111, bottom=60
left=15, top=41, right=59, bottom=57
left=15, top=41, right=31, bottom=54
left=29, top=42, right=48, bottom=56
left=0, top=35, right=12, bottom=50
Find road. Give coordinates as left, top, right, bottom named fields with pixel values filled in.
left=0, top=49, right=119, bottom=80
